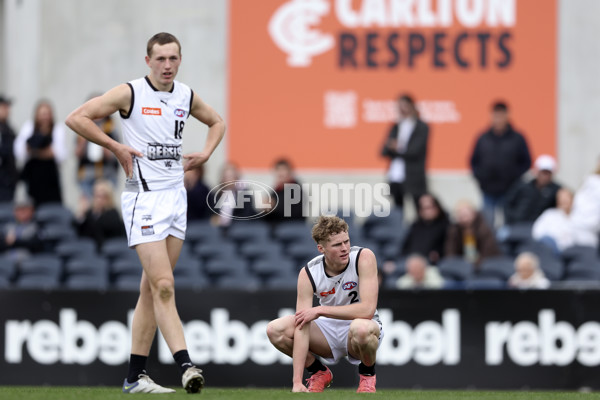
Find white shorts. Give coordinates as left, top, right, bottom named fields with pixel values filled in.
left=121, top=187, right=187, bottom=247
left=314, top=316, right=384, bottom=365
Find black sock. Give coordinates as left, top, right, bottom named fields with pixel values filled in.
left=173, top=349, right=195, bottom=375
left=127, top=354, right=148, bottom=383
left=306, top=358, right=327, bottom=375
left=359, top=362, right=375, bottom=376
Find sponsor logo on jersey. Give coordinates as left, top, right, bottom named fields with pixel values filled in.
left=319, top=287, right=335, bottom=297
left=174, top=108, right=186, bottom=118
left=142, top=215, right=152, bottom=221
left=342, top=281, right=357, bottom=291
left=142, top=107, right=162, bottom=116
left=147, top=143, right=182, bottom=161
left=141, top=225, right=155, bottom=236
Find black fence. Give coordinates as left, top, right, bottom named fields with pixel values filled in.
left=2, top=289, right=600, bottom=389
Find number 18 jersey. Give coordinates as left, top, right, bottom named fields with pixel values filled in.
left=120, top=76, right=193, bottom=192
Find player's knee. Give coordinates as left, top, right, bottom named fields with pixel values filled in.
left=266, top=317, right=293, bottom=344
left=350, top=320, right=375, bottom=345
left=152, top=278, right=175, bottom=301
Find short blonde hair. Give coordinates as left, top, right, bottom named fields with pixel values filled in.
left=311, top=215, right=348, bottom=244
left=93, top=179, right=116, bottom=209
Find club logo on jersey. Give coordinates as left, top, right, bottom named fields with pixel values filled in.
left=319, top=287, right=335, bottom=297
left=142, top=215, right=152, bottom=221
left=174, top=108, right=186, bottom=118
left=147, top=143, right=182, bottom=161
left=342, top=281, right=357, bottom=291
left=142, top=107, right=162, bottom=116
left=141, top=225, right=155, bottom=236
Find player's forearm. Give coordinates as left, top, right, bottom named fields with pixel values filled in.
left=201, top=120, right=226, bottom=156
left=66, top=114, right=119, bottom=152
left=317, top=303, right=376, bottom=321
left=292, top=326, right=309, bottom=385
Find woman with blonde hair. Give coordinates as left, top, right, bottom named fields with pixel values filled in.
left=73, top=179, right=125, bottom=250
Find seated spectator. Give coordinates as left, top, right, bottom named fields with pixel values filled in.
left=400, top=193, right=449, bottom=265
left=185, top=164, right=211, bottom=221
left=73, top=179, right=125, bottom=250
left=263, top=158, right=305, bottom=224
left=569, top=160, right=600, bottom=249
left=75, top=96, right=119, bottom=198
left=508, top=252, right=550, bottom=289
left=504, top=154, right=561, bottom=225
left=445, top=200, right=501, bottom=268
left=209, top=162, right=256, bottom=227
left=17, top=100, right=66, bottom=206
left=532, top=188, right=575, bottom=255
left=396, top=254, right=444, bottom=289
left=0, top=197, right=43, bottom=261
left=0, top=95, right=18, bottom=202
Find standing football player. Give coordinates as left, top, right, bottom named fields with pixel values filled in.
left=66, top=32, right=225, bottom=394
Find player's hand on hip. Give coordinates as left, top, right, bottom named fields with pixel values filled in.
left=183, top=152, right=210, bottom=172
left=113, top=143, right=143, bottom=179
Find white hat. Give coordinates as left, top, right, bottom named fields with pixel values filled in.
left=534, top=155, right=556, bottom=172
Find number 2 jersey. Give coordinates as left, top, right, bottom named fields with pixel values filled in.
left=120, top=76, right=193, bottom=192
left=304, top=246, right=381, bottom=323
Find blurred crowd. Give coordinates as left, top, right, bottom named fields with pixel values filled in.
left=0, top=93, right=598, bottom=290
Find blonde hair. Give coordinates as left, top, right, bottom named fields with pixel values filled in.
left=311, top=215, right=348, bottom=244
left=93, top=179, right=116, bottom=209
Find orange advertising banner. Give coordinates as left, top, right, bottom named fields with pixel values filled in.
left=228, top=0, right=556, bottom=171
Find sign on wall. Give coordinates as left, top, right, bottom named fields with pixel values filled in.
left=3, top=289, right=600, bottom=389
left=228, top=0, right=556, bottom=171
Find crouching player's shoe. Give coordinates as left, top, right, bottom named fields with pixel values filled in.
left=182, top=366, right=205, bottom=393
left=306, top=366, right=333, bottom=392
left=356, top=374, right=376, bottom=393
left=122, top=374, right=175, bottom=393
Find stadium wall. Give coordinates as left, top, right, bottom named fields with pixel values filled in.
left=2, top=289, right=600, bottom=390
left=1, top=0, right=600, bottom=214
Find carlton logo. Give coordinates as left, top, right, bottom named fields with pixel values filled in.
left=342, top=281, right=357, bottom=290
left=268, top=0, right=334, bottom=67
left=174, top=109, right=186, bottom=118
left=142, top=107, right=162, bottom=116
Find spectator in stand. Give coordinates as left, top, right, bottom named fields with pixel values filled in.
left=470, top=101, right=531, bottom=227
left=396, top=254, right=445, bottom=290
left=508, top=252, right=550, bottom=289
left=0, top=197, right=43, bottom=261
left=504, top=155, right=561, bottom=225
left=184, top=164, right=211, bottom=222
left=445, top=200, right=501, bottom=269
left=400, top=193, right=449, bottom=265
left=73, top=179, right=124, bottom=250
left=0, top=95, right=18, bottom=202
left=75, top=95, right=119, bottom=198
left=263, top=158, right=305, bottom=223
left=209, top=162, right=256, bottom=227
left=15, top=100, right=66, bottom=206
left=381, top=94, right=429, bottom=211
left=569, top=159, right=600, bottom=249
left=532, top=188, right=575, bottom=255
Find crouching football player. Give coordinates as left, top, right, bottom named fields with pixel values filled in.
left=267, top=216, right=383, bottom=393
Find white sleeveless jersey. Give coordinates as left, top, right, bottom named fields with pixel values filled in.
left=120, top=77, right=193, bottom=192
left=304, top=246, right=380, bottom=322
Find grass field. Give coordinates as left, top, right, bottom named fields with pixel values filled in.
left=1, top=387, right=599, bottom=400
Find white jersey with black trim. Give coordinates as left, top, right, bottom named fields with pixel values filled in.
left=120, top=76, right=193, bottom=192
left=304, top=246, right=380, bottom=322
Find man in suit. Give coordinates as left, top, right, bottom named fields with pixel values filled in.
left=381, top=94, right=429, bottom=211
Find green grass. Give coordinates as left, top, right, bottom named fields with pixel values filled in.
left=0, top=387, right=599, bottom=400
